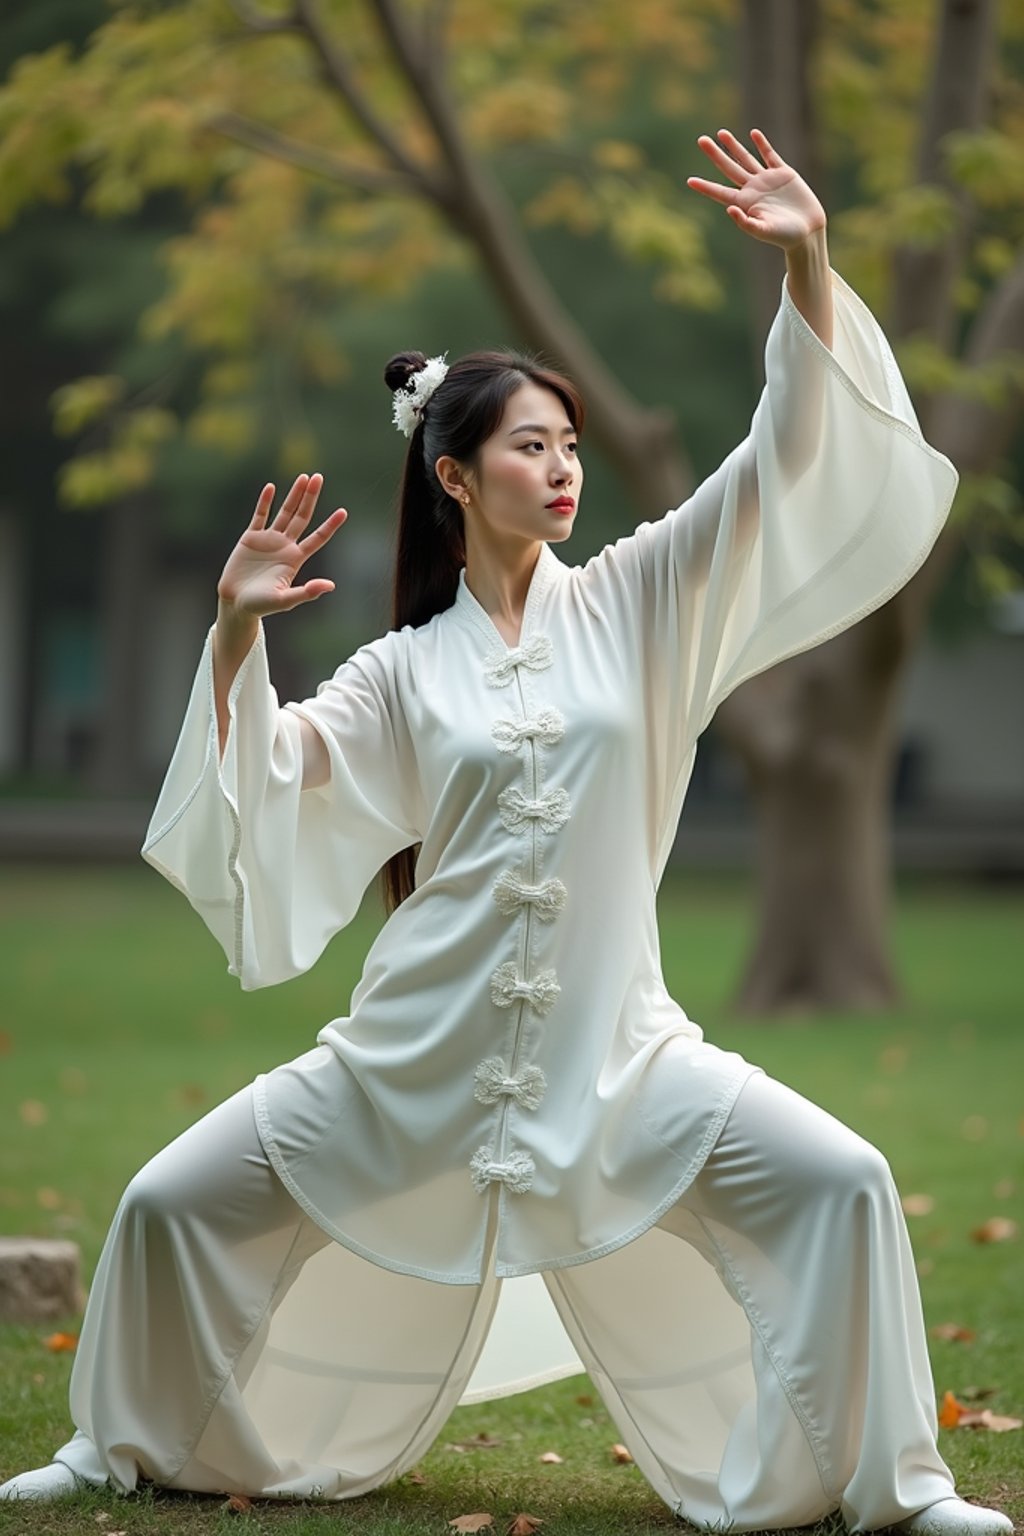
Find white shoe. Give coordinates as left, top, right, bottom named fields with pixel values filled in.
left=0, top=1461, right=90, bottom=1501
left=893, top=1497, right=1014, bottom=1536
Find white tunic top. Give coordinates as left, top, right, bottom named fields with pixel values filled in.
left=142, top=267, right=957, bottom=1291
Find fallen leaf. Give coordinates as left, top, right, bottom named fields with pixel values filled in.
left=610, top=1442, right=633, bottom=1463
left=43, top=1332, right=78, bottom=1353
left=958, top=1409, right=1023, bottom=1432
left=993, top=1178, right=1015, bottom=1200
left=93, top=1515, right=111, bottom=1524
left=574, top=1393, right=593, bottom=1406
left=223, top=1492, right=253, bottom=1512
left=879, top=1045, right=909, bottom=1074
left=406, top=1469, right=427, bottom=1484
left=446, top=1432, right=503, bottom=1452
left=174, top=1083, right=207, bottom=1106
left=36, top=1187, right=63, bottom=1210
left=931, top=1323, right=976, bottom=1343
left=448, top=1515, right=494, bottom=1532
left=901, top=1193, right=936, bottom=1217
left=916, top=1257, right=935, bottom=1278
left=970, top=1217, right=1018, bottom=1244
left=938, top=1390, right=965, bottom=1428
left=538, top=1450, right=564, bottom=1464
left=0, top=1031, right=12, bottom=1055
left=59, top=1067, right=88, bottom=1095
left=507, top=1516, right=544, bottom=1534
left=961, top=1115, right=988, bottom=1142
left=19, top=1100, right=48, bottom=1126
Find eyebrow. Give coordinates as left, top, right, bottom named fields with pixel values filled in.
left=507, top=422, right=577, bottom=436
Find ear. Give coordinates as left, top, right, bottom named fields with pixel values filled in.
left=434, top=453, right=471, bottom=503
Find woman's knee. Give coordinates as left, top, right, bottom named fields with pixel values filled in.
left=817, top=1129, right=894, bottom=1208
left=120, top=1155, right=185, bottom=1228
left=717, top=1073, right=895, bottom=1205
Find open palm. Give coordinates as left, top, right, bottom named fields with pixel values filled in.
left=218, top=473, right=348, bottom=619
left=686, top=128, right=826, bottom=250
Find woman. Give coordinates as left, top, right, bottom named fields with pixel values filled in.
left=2, top=129, right=1011, bottom=1535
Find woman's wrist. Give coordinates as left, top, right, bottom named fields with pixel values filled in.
left=215, top=598, right=259, bottom=658
left=785, top=223, right=829, bottom=269
left=785, top=226, right=833, bottom=350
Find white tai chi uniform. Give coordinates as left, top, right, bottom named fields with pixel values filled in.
left=47, top=267, right=959, bottom=1530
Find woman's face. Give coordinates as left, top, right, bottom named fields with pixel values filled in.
left=442, top=381, right=582, bottom=547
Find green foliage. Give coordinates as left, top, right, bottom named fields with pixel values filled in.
left=944, top=128, right=1024, bottom=211
left=0, top=0, right=1022, bottom=594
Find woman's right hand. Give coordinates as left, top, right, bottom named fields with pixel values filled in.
left=217, top=473, right=348, bottom=620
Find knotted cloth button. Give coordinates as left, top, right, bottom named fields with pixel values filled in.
left=491, top=707, right=565, bottom=753
left=490, top=962, right=561, bottom=1015
left=492, top=870, right=567, bottom=921
left=497, top=785, right=572, bottom=835
left=483, top=635, right=554, bottom=688
left=469, top=1145, right=536, bottom=1195
left=473, top=1056, right=548, bottom=1110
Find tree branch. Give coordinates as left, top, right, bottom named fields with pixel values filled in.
left=224, top=0, right=300, bottom=33
left=421, top=0, right=454, bottom=77
left=889, top=0, right=997, bottom=349
left=206, top=109, right=414, bottom=197
left=739, top=0, right=823, bottom=374
left=290, top=0, right=452, bottom=209
left=895, top=249, right=1024, bottom=632
left=364, top=0, right=690, bottom=507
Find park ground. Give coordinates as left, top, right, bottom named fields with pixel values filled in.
left=0, top=866, right=1021, bottom=1534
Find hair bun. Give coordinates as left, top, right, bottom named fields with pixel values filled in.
left=384, top=351, right=428, bottom=394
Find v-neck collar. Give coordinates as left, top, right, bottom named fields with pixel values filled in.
left=453, top=540, right=561, bottom=653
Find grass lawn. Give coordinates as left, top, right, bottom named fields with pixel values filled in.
left=0, top=865, right=1021, bottom=1535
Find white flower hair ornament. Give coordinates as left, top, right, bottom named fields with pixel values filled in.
left=392, top=353, right=450, bottom=437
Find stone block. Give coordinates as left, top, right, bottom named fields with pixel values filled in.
left=0, top=1237, right=86, bottom=1323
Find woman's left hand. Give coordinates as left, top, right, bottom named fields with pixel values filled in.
left=686, top=128, right=827, bottom=251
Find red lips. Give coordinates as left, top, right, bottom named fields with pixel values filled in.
left=546, top=497, right=575, bottom=510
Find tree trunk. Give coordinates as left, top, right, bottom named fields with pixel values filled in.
left=88, top=494, right=153, bottom=795
left=722, top=619, right=908, bottom=1015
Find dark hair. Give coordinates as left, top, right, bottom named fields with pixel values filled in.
left=379, top=346, right=585, bottom=916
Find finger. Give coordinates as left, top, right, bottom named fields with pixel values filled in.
left=270, top=473, right=311, bottom=532
left=248, top=483, right=275, bottom=532
left=749, top=127, right=785, bottom=168
left=727, top=205, right=773, bottom=240
left=275, top=579, right=336, bottom=613
left=686, top=174, right=740, bottom=208
left=282, top=472, right=324, bottom=541
left=716, top=127, right=763, bottom=175
left=696, top=133, right=749, bottom=186
left=296, top=507, right=348, bottom=561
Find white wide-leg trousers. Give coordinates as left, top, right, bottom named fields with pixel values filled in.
left=49, top=1073, right=955, bottom=1529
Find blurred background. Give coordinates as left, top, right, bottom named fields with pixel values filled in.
left=0, top=0, right=1022, bottom=1014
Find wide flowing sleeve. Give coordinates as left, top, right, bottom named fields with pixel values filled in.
left=141, top=621, right=423, bottom=990
left=579, top=265, right=958, bottom=874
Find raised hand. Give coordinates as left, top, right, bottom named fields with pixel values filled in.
left=686, top=128, right=827, bottom=250
left=217, top=473, right=348, bottom=620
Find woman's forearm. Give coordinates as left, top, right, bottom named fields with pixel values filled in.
left=213, top=600, right=259, bottom=757
left=785, top=227, right=833, bottom=351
